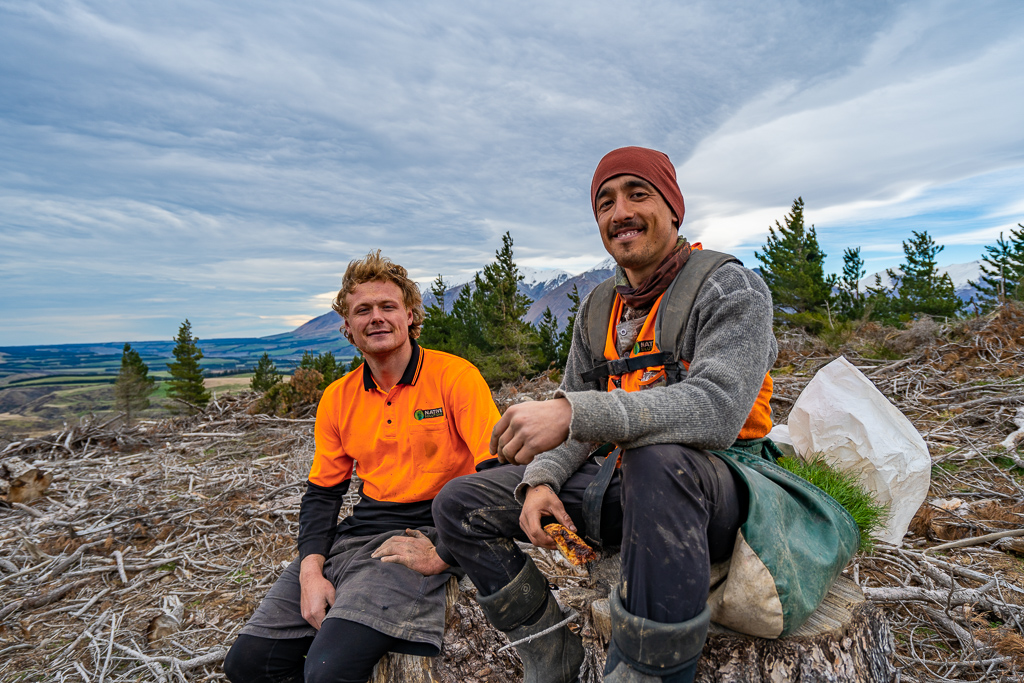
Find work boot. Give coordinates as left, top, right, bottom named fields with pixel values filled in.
left=476, top=558, right=584, bottom=683
left=603, top=587, right=709, bottom=683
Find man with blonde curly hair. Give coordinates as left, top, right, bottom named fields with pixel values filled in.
left=225, top=251, right=500, bottom=683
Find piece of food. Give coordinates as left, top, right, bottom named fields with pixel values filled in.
left=543, top=523, right=598, bottom=566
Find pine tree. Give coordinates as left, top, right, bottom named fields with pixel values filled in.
left=299, top=351, right=340, bottom=390
left=535, top=307, right=561, bottom=371
left=863, top=273, right=899, bottom=325
left=755, top=197, right=835, bottom=314
left=887, top=231, right=961, bottom=320
left=834, top=247, right=866, bottom=321
left=970, top=224, right=1024, bottom=311
left=420, top=275, right=457, bottom=352
left=557, top=285, right=581, bottom=367
left=114, top=343, right=155, bottom=424
left=347, top=353, right=364, bottom=372
left=472, top=232, right=536, bottom=385
left=250, top=352, right=281, bottom=392
left=166, top=319, right=211, bottom=413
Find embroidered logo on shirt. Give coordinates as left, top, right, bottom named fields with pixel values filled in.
left=633, top=340, right=654, bottom=354
left=414, top=407, right=444, bottom=420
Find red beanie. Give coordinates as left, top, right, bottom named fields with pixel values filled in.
left=591, top=146, right=685, bottom=226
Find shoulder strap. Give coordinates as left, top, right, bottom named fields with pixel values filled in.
left=654, top=249, right=739, bottom=361
left=585, top=276, right=618, bottom=370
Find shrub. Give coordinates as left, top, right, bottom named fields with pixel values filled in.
left=251, top=368, right=323, bottom=416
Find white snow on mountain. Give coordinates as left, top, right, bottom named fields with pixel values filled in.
left=858, top=260, right=983, bottom=301
left=518, top=266, right=572, bottom=287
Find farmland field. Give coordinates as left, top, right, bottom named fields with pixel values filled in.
left=0, top=328, right=353, bottom=439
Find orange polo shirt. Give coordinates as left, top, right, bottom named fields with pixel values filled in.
left=309, top=341, right=500, bottom=503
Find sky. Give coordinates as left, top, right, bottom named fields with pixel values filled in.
left=1, top=0, right=1022, bottom=345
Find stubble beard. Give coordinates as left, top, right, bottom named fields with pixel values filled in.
left=606, top=219, right=656, bottom=271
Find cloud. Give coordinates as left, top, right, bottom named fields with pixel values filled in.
left=0, top=0, right=1020, bottom=343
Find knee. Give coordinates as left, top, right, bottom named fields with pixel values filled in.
left=432, top=475, right=477, bottom=536
left=222, top=637, right=257, bottom=683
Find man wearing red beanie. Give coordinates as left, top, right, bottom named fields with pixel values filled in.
left=399, top=147, right=850, bottom=683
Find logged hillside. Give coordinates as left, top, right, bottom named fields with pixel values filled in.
left=2, top=308, right=1024, bottom=682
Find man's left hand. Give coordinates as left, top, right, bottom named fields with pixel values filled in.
left=372, top=529, right=450, bottom=576
left=490, top=398, right=571, bottom=465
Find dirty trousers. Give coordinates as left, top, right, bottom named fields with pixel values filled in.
left=433, top=444, right=744, bottom=624
left=229, top=527, right=453, bottom=682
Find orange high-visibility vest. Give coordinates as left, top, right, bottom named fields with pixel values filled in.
left=583, top=248, right=773, bottom=441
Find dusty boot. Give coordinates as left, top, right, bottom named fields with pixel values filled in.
left=476, top=558, right=584, bottom=683
left=603, top=587, right=709, bottom=683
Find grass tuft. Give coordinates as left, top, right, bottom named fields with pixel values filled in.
left=778, top=455, right=890, bottom=553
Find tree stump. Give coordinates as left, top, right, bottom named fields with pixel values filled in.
left=696, top=575, right=895, bottom=682
left=370, top=554, right=894, bottom=683
left=370, top=576, right=523, bottom=683
left=1, top=456, right=52, bottom=503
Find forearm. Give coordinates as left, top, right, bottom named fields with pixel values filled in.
left=300, top=553, right=326, bottom=580
left=516, top=438, right=593, bottom=503
left=297, top=480, right=350, bottom=560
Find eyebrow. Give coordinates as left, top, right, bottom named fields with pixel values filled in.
left=596, top=178, right=657, bottom=202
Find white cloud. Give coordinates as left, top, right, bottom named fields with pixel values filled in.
left=1, top=0, right=1021, bottom=343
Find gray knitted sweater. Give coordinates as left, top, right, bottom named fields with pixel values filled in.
left=515, top=261, right=778, bottom=503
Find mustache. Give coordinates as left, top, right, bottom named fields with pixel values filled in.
left=608, top=218, right=644, bottom=235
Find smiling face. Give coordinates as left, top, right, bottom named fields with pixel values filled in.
left=594, top=174, right=679, bottom=286
left=343, top=280, right=414, bottom=358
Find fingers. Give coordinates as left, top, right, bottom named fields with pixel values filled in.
left=406, top=529, right=428, bottom=539
left=489, top=411, right=512, bottom=455
left=499, top=432, right=526, bottom=465
left=548, top=497, right=576, bottom=533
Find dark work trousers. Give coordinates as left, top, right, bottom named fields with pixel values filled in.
left=432, top=444, right=745, bottom=625
left=223, top=617, right=436, bottom=683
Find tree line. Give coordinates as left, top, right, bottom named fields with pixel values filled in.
left=120, top=207, right=1023, bottom=405
left=418, top=232, right=579, bottom=386
left=756, top=198, right=1024, bottom=329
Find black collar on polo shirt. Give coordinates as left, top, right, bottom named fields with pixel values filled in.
left=362, top=337, right=421, bottom=391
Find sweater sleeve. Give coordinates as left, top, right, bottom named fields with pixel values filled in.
left=297, top=479, right=351, bottom=560
left=560, top=264, right=777, bottom=451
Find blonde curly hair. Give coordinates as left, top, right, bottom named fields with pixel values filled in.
left=332, top=250, right=424, bottom=342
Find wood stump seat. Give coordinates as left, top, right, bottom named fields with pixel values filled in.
left=371, top=556, right=895, bottom=683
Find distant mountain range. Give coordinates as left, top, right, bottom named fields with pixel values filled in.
left=859, top=259, right=983, bottom=304
left=2, top=258, right=990, bottom=382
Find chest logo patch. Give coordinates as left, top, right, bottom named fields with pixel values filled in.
left=414, top=407, right=444, bottom=420
left=633, top=340, right=654, bottom=354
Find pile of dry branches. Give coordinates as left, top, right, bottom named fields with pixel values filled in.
left=2, top=305, right=1024, bottom=682
left=771, top=307, right=1024, bottom=682
left=0, top=395, right=331, bottom=682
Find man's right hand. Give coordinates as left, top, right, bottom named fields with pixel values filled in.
left=519, top=484, right=576, bottom=550
left=299, top=554, right=335, bottom=630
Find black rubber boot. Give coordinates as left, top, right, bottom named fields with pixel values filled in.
left=476, top=558, right=584, bottom=683
left=603, top=587, right=709, bottom=683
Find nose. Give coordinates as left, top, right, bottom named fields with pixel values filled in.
left=611, top=197, right=634, bottom=225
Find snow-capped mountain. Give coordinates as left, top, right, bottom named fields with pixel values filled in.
left=297, top=259, right=991, bottom=338
left=858, top=260, right=983, bottom=303
left=420, top=264, right=594, bottom=326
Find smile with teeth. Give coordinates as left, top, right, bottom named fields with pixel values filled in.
left=613, top=228, right=644, bottom=241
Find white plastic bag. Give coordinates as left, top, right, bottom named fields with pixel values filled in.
left=786, top=356, right=931, bottom=546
